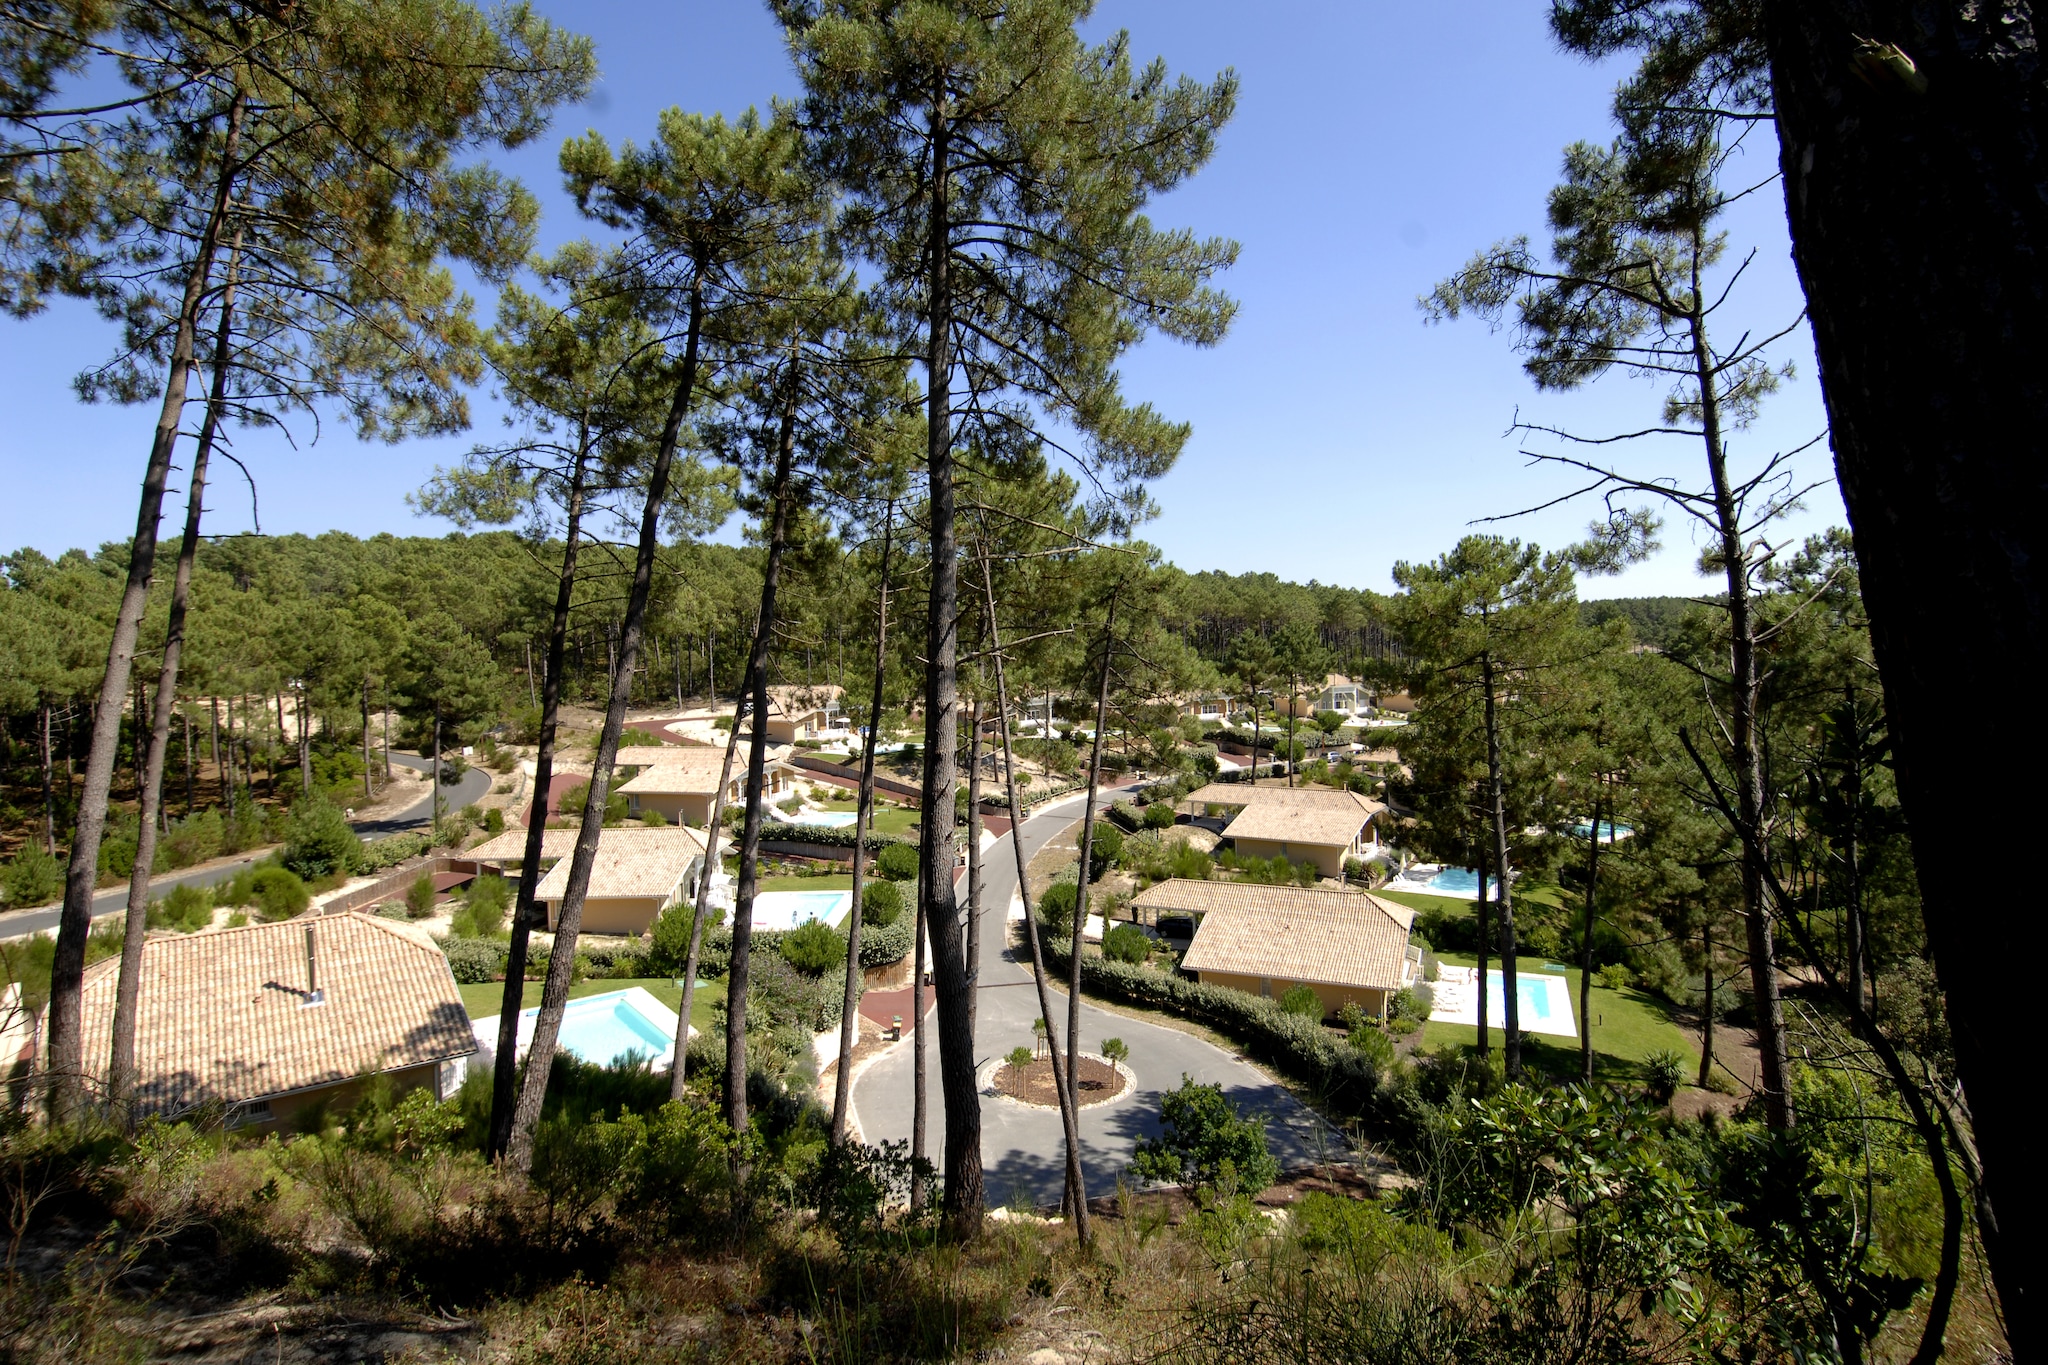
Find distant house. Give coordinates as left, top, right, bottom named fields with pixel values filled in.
left=759, top=684, right=848, bottom=744
left=530, top=825, right=710, bottom=935
left=1179, top=782, right=1384, bottom=877
left=72, top=913, right=474, bottom=1130
left=1137, top=879, right=1418, bottom=1019
left=614, top=745, right=798, bottom=827
left=1284, top=673, right=1371, bottom=719
left=1178, top=691, right=1233, bottom=722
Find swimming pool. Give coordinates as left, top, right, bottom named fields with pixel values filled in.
left=1426, top=969, right=1577, bottom=1038
left=794, top=810, right=858, bottom=828
left=750, top=888, right=854, bottom=931
left=1569, top=819, right=1634, bottom=842
left=476, top=987, right=682, bottom=1069
left=1424, top=867, right=1480, bottom=896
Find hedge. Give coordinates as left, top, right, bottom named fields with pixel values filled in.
left=976, top=776, right=1086, bottom=810
left=756, top=820, right=907, bottom=853
left=855, top=911, right=916, bottom=968
left=1044, top=944, right=1385, bottom=1121
left=443, top=936, right=508, bottom=984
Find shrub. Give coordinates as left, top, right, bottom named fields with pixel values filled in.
left=1644, top=1048, right=1687, bottom=1102
left=483, top=807, right=506, bottom=834
left=278, top=794, right=362, bottom=879
left=641, top=809, right=670, bottom=828
left=859, top=878, right=902, bottom=927
left=157, top=808, right=224, bottom=869
left=1087, top=822, right=1123, bottom=879
left=1006, top=1046, right=1033, bottom=1071
left=874, top=842, right=919, bottom=881
left=1278, top=983, right=1324, bottom=1019
left=439, top=754, right=468, bottom=784
left=247, top=865, right=309, bottom=920
left=1348, top=1023, right=1396, bottom=1072
left=148, top=881, right=214, bottom=932
left=1142, top=801, right=1177, bottom=830
left=443, top=936, right=508, bottom=984
left=857, top=911, right=915, bottom=968
left=1131, top=1074, right=1279, bottom=1194
left=406, top=872, right=437, bottom=919
left=1167, top=841, right=1213, bottom=881
left=1102, top=923, right=1150, bottom=964
left=356, top=832, right=431, bottom=873
left=0, top=846, right=63, bottom=908
left=450, top=874, right=510, bottom=938
left=780, top=918, right=847, bottom=975
left=1386, top=987, right=1419, bottom=1021
left=1036, top=881, right=1078, bottom=938
left=1596, top=962, right=1632, bottom=991
left=649, top=901, right=704, bottom=975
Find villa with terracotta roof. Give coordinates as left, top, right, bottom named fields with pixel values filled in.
left=1180, top=783, right=1385, bottom=877
left=71, top=912, right=474, bottom=1130
left=756, top=684, right=848, bottom=744
left=528, top=825, right=709, bottom=934
left=1135, top=879, right=1419, bottom=1019
left=614, top=744, right=798, bottom=827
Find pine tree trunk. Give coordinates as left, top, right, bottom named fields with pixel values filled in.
left=39, top=699, right=54, bottom=855
left=1761, top=14, right=2046, bottom=1305
left=1697, top=921, right=1715, bottom=1092
left=1475, top=839, right=1490, bottom=1058
left=487, top=434, right=592, bottom=1160
left=831, top=503, right=893, bottom=1143
left=722, top=372, right=800, bottom=1152
left=361, top=680, right=372, bottom=803
left=918, top=88, right=984, bottom=1234
left=979, top=543, right=1089, bottom=1241
left=506, top=272, right=705, bottom=1173
left=43, top=91, right=246, bottom=1119
left=432, top=712, right=442, bottom=832
left=1579, top=791, right=1600, bottom=1083
left=112, top=240, right=243, bottom=1114
left=1068, top=597, right=1117, bottom=1152
left=911, top=862, right=928, bottom=1210
left=1479, top=648, right=1521, bottom=1079
left=965, top=692, right=983, bottom=1046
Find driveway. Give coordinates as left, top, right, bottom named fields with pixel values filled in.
left=850, top=789, right=1343, bottom=1207
left=0, top=753, right=492, bottom=941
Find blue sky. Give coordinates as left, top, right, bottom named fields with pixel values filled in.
left=0, top=1, right=1840, bottom=597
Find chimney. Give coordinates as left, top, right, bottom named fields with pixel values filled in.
left=303, top=925, right=326, bottom=1007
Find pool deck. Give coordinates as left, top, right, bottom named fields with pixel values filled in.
left=471, top=985, right=690, bottom=1070
left=1427, top=966, right=1577, bottom=1038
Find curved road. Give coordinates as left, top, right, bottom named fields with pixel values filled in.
left=0, top=752, right=490, bottom=940
left=851, top=790, right=1342, bottom=1208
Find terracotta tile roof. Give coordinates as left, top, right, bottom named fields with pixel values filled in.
left=74, top=912, right=474, bottom=1116
left=1181, top=784, right=1384, bottom=847
left=764, top=683, right=844, bottom=719
left=1149, top=880, right=1415, bottom=990
left=469, top=824, right=708, bottom=865
left=534, top=826, right=704, bottom=902
left=615, top=745, right=791, bottom=796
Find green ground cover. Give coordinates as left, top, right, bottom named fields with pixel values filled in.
left=755, top=872, right=853, bottom=894
left=1419, top=950, right=1696, bottom=1083
left=1375, top=881, right=1567, bottom=919
left=459, top=975, right=726, bottom=1039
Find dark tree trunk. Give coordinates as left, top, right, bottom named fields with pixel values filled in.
left=1697, top=921, right=1715, bottom=1092
left=44, top=92, right=245, bottom=1119
left=1479, top=649, right=1521, bottom=1079
left=979, top=543, right=1089, bottom=1241
left=1579, top=791, right=1600, bottom=1083
left=39, top=698, right=54, bottom=855
left=506, top=272, right=705, bottom=1172
left=965, top=692, right=983, bottom=1046
left=361, top=680, right=373, bottom=803
left=1068, top=596, right=1117, bottom=1156
left=486, top=435, right=592, bottom=1160
left=831, top=503, right=893, bottom=1144
left=918, top=89, right=983, bottom=1234
left=723, top=373, right=800, bottom=1152
left=911, top=851, right=929, bottom=1209
left=431, top=711, right=442, bottom=831
left=113, top=236, right=242, bottom=1114
left=1475, top=840, right=1490, bottom=1059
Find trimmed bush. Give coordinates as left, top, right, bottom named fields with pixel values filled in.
left=406, top=872, right=437, bottom=919
left=1102, top=923, right=1150, bottom=964
left=357, top=832, right=431, bottom=873
left=450, top=874, right=510, bottom=938
left=874, top=842, right=919, bottom=881
left=1278, top=983, right=1323, bottom=1018
left=857, top=912, right=915, bottom=968
left=247, top=866, right=309, bottom=921
left=1142, top=801, right=1177, bottom=830
left=780, top=918, right=847, bottom=975
left=443, top=936, right=508, bottom=984
left=860, top=878, right=902, bottom=927
left=757, top=820, right=903, bottom=853
left=1087, top=823, right=1123, bottom=880
left=1036, top=882, right=1078, bottom=938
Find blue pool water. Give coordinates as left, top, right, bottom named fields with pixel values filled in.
left=1477, top=971, right=1573, bottom=1032
left=795, top=811, right=858, bottom=828
left=1569, top=820, right=1634, bottom=841
left=1426, top=867, right=1480, bottom=895
left=549, top=990, right=674, bottom=1066
left=751, top=888, right=854, bottom=931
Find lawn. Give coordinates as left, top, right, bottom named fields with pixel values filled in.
left=756, top=872, right=853, bottom=894
left=1374, top=880, right=1569, bottom=920
left=1418, top=950, right=1696, bottom=1083
left=459, top=974, right=727, bottom=1040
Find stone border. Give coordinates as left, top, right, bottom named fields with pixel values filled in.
left=975, top=1051, right=1137, bottom=1113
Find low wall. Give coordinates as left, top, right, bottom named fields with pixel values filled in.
left=320, top=857, right=484, bottom=916
left=789, top=753, right=922, bottom=803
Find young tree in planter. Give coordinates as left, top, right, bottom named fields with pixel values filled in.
left=16, top=0, right=593, bottom=1121
left=780, top=0, right=1240, bottom=1230
left=1426, top=109, right=1805, bottom=1128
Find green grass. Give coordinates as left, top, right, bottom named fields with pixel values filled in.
left=1419, top=950, right=1695, bottom=1082
left=867, top=806, right=919, bottom=837
left=458, top=975, right=727, bottom=1039
left=755, top=872, right=853, bottom=894
left=1375, top=881, right=1568, bottom=920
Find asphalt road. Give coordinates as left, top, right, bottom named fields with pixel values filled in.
left=0, top=751, right=491, bottom=940
left=849, top=789, right=1342, bottom=1208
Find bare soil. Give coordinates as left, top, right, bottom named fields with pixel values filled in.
left=994, top=1055, right=1126, bottom=1108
